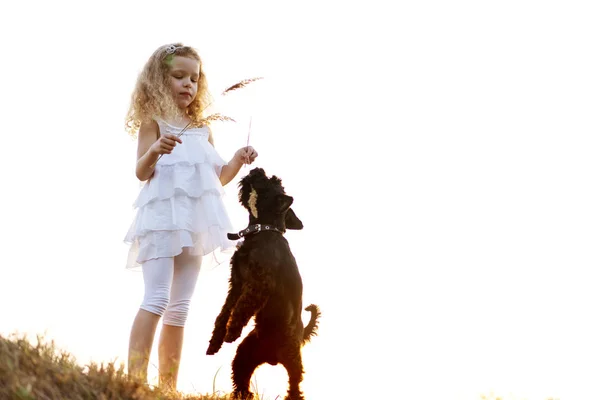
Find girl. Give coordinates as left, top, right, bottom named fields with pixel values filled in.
left=123, top=43, right=257, bottom=390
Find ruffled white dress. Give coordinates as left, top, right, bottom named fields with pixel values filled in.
left=124, top=119, right=236, bottom=269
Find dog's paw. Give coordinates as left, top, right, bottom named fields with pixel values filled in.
left=206, top=341, right=222, bottom=355
left=232, top=390, right=254, bottom=400
left=284, top=393, right=305, bottom=400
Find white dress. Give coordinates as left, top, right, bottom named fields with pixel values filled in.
left=124, top=119, right=236, bottom=269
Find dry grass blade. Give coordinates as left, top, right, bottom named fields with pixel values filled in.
left=201, top=113, right=237, bottom=124
left=150, top=114, right=236, bottom=168
left=150, top=122, right=192, bottom=167
left=176, top=121, right=193, bottom=137
left=221, top=77, right=264, bottom=95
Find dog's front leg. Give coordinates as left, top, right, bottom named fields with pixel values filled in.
left=224, top=279, right=272, bottom=343
left=206, top=305, right=234, bottom=355
left=207, top=273, right=242, bottom=355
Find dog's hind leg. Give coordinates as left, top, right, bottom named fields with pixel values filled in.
left=231, top=331, right=264, bottom=400
left=280, top=343, right=305, bottom=400
left=224, top=281, right=272, bottom=343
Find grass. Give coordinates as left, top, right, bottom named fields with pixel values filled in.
left=0, top=333, right=246, bottom=400
left=1, top=332, right=561, bottom=400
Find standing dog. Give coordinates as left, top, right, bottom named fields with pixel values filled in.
left=206, top=168, right=320, bottom=400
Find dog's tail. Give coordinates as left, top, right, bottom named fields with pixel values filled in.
left=302, top=304, right=321, bottom=344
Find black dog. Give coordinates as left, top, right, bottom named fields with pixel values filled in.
left=206, top=168, right=320, bottom=400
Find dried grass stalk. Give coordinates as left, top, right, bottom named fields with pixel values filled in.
left=221, top=77, right=264, bottom=95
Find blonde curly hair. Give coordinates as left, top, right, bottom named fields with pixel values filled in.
left=125, top=43, right=211, bottom=136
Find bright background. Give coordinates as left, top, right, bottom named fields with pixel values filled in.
left=1, top=1, right=599, bottom=399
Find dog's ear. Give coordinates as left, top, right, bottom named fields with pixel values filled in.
left=238, top=174, right=252, bottom=206
left=277, top=194, right=293, bottom=211
left=285, top=207, right=303, bottom=230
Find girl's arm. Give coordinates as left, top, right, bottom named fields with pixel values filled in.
left=220, top=157, right=245, bottom=186
left=207, top=126, right=256, bottom=186
left=135, top=121, right=182, bottom=181
left=135, top=121, right=161, bottom=181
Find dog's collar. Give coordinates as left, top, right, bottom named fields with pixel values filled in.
left=227, top=224, right=283, bottom=240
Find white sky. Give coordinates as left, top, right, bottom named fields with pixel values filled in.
left=1, top=1, right=599, bottom=399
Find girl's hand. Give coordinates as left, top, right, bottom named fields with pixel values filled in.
left=150, top=134, right=182, bottom=155
left=235, top=146, right=258, bottom=165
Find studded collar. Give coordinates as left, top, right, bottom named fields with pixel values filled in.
left=227, top=224, right=284, bottom=240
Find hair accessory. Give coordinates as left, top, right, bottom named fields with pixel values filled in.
left=165, top=44, right=181, bottom=55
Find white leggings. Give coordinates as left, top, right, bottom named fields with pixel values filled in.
left=140, top=248, right=202, bottom=327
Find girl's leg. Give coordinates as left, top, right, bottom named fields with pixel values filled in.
left=128, top=257, right=174, bottom=383
left=128, top=310, right=160, bottom=383
left=159, top=249, right=202, bottom=390
left=158, top=324, right=184, bottom=391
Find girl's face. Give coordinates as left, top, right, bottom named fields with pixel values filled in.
left=168, top=56, right=200, bottom=110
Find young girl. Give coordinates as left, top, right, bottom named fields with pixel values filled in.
left=123, top=43, right=258, bottom=390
